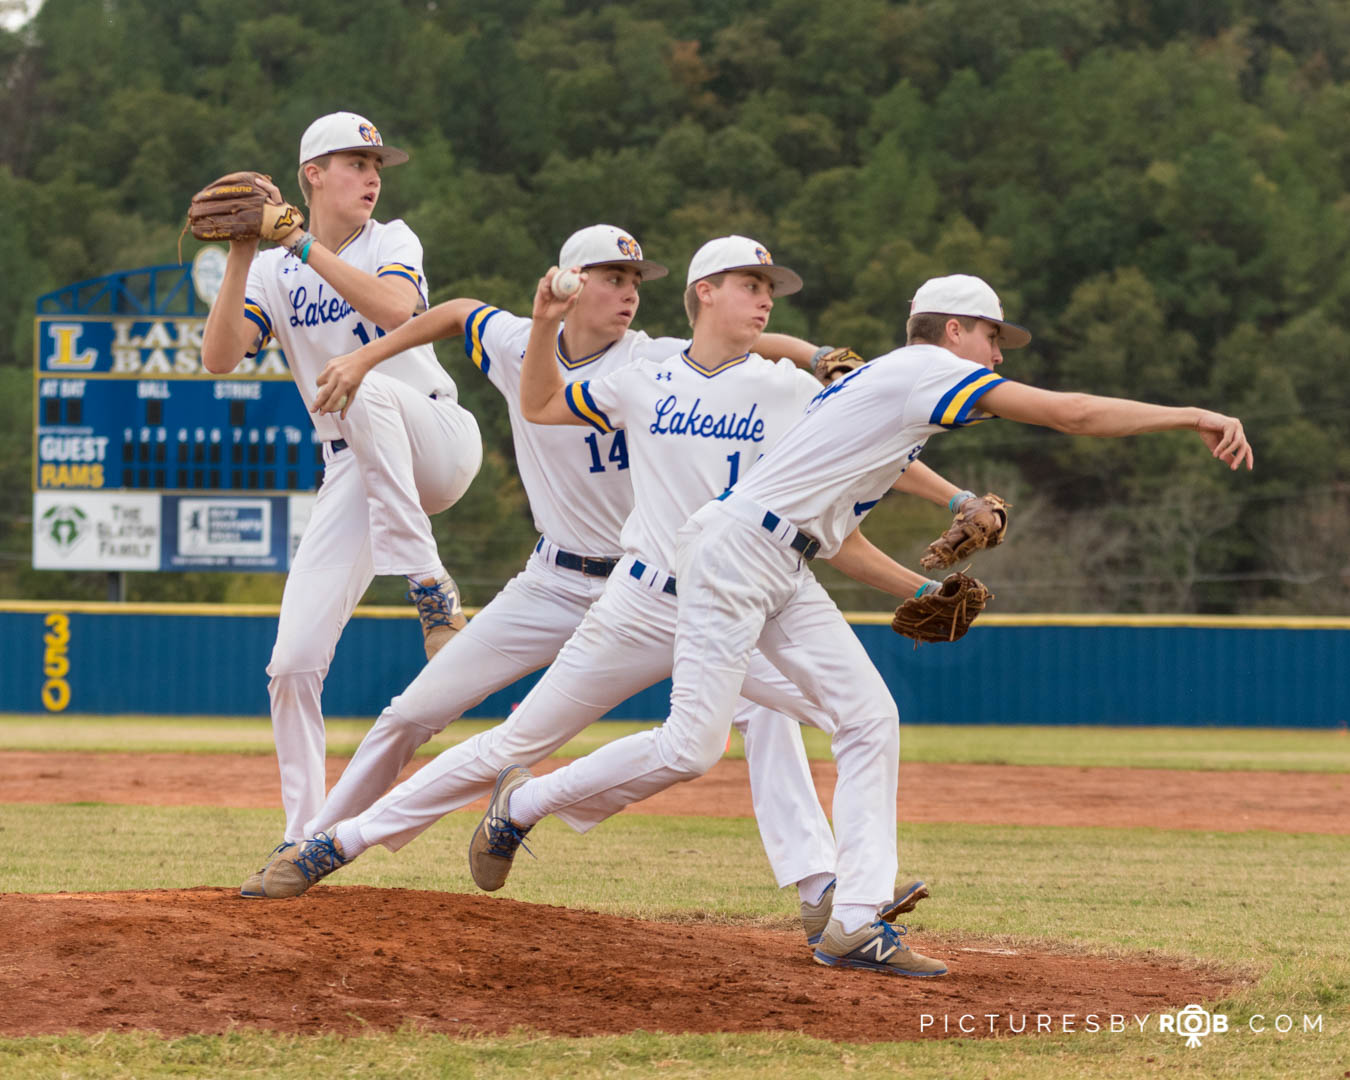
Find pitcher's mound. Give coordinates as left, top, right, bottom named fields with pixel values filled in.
left=0, top=887, right=1243, bottom=1042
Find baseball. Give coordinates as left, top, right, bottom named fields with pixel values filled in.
left=552, top=267, right=583, bottom=299
left=336, top=394, right=348, bottom=412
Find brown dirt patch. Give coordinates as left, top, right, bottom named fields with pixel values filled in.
left=2, top=751, right=1345, bottom=834
left=0, top=887, right=1244, bottom=1041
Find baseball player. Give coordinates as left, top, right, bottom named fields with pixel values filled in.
left=238, top=224, right=899, bottom=921
left=201, top=111, right=483, bottom=866
left=255, top=237, right=965, bottom=940
left=467, top=272, right=1255, bottom=978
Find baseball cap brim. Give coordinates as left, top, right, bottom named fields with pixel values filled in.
left=704, top=263, right=803, bottom=297
left=990, top=319, right=1031, bottom=349
left=920, top=310, right=1032, bottom=349
left=306, top=144, right=409, bottom=167
left=579, top=258, right=669, bottom=281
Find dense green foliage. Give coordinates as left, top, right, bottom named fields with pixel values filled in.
left=3, top=0, right=1349, bottom=611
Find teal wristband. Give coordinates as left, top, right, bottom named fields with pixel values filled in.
left=287, top=230, right=315, bottom=263
left=915, top=580, right=940, bottom=598
left=948, top=490, right=976, bottom=514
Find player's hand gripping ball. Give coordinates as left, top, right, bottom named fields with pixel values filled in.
left=891, top=571, right=992, bottom=645
left=920, top=493, right=1011, bottom=570
left=186, top=172, right=304, bottom=246
left=551, top=267, right=583, bottom=299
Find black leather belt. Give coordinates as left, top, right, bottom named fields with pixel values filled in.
left=761, top=510, right=820, bottom=560
left=536, top=538, right=617, bottom=578
left=716, top=492, right=820, bottom=560
left=558, top=551, right=618, bottom=577
left=630, top=560, right=677, bottom=595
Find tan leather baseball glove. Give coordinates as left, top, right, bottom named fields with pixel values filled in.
left=920, top=493, right=1010, bottom=570
left=891, top=572, right=992, bottom=644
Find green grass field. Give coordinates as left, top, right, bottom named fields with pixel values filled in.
left=4, top=714, right=1348, bottom=771
left=1, top=719, right=1346, bottom=1078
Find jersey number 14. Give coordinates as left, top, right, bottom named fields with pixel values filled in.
left=584, top=430, right=629, bottom=473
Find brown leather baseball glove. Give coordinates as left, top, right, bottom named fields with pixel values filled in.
left=891, top=572, right=992, bottom=644
left=186, top=172, right=304, bottom=245
left=812, top=346, right=865, bottom=385
left=920, top=493, right=1010, bottom=570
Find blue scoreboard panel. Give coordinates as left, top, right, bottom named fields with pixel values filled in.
left=32, top=310, right=321, bottom=573
left=34, top=315, right=321, bottom=494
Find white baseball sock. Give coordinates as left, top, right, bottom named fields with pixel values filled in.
left=507, top=783, right=546, bottom=827
left=797, top=873, right=835, bottom=906
left=334, top=819, right=369, bottom=859
left=833, top=903, right=879, bottom=935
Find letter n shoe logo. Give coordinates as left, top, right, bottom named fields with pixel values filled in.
left=859, top=934, right=897, bottom=964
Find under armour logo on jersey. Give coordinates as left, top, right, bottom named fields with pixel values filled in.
left=655, top=371, right=672, bottom=381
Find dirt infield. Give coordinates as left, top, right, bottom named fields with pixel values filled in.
left=2, top=750, right=1346, bottom=833
left=6, top=749, right=1316, bottom=1041
left=0, top=887, right=1245, bottom=1042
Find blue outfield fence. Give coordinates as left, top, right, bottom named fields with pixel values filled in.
left=2, top=602, right=1347, bottom=728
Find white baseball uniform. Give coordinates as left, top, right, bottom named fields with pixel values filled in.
left=243, top=218, right=483, bottom=842
left=509, top=345, right=1005, bottom=909
left=307, top=312, right=836, bottom=889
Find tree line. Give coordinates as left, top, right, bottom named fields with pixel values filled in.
left=3, top=0, right=1348, bottom=612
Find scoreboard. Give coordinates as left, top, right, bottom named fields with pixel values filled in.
left=32, top=260, right=319, bottom=572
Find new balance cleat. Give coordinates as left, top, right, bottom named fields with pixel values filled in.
left=801, top=878, right=930, bottom=945
left=813, top=919, right=948, bottom=977
left=468, top=765, right=534, bottom=891
left=883, top=879, right=930, bottom=923
left=240, top=840, right=296, bottom=899
left=258, top=831, right=348, bottom=899
left=409, top=574, right=468, bottom=660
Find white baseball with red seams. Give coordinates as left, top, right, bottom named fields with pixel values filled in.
left=551, top=267, right=583, bottom=298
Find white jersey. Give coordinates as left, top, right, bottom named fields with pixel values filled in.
left=244, top=219, right=457, bottom=442
left=464, top=307, right=687, bottom=557
left=566, top=349, right=821, bottom=568
left=734, top=344, right=1006, bottom=558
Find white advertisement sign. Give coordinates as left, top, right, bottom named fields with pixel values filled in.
left=176, top=498, right=271, bottom=557
left=33, top=492, right=161, bottom=570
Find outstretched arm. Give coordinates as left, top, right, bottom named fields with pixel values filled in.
left=891, top=461, right=963, bottom=508
left=824, top=528, right=935, bottom=599
left=313, top=297, right=482, bottom=417
left=979, top=381, right=1254, bottom=470
left=754, top=333, right=818, bottom=368
left=520, top=268, right=590, bottom=426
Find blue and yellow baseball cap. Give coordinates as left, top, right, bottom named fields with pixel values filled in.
left=300, top=112, right=409, bottom=167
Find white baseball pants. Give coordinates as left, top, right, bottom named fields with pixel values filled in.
left=515, top=498, right=902, bottom=909
left=303, top=547, right=609, bottom=837
left=342, top=553, right=839, bottom=889
left=266, top=378, right=482, bottom=842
